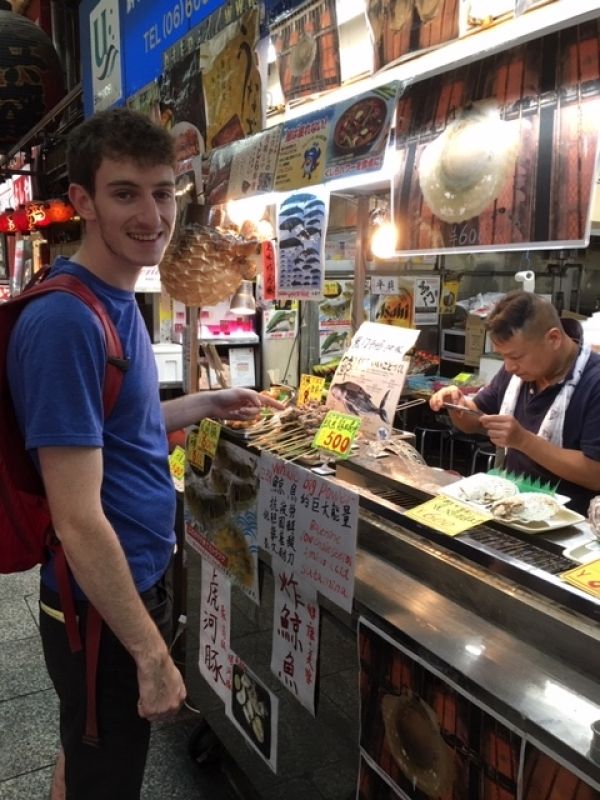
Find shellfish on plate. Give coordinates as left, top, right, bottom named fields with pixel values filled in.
left=447, top=473, right=518, bottom=507
left=490, top=493, right=561, bottom=524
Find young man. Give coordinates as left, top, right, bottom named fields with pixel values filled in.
left=430, top=290, right=600, bottom=513
left=6, top=108, right=281, bottom=799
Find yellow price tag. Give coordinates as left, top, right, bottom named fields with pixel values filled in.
left=312, top=410, right=361, bottom=459
left=453, top=372, right=472, bottom=384
left=403, top=495, right=492, bottom=536
left=168, top=445, right=186, bottom=492
left=561, top=560, right=600, bottom=599
left=298, top=374, right=326, bottom=406
left=186, top=419, right=221, bottom=470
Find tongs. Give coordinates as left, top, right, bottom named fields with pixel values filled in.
left=396, top=397, right=426, bottom=413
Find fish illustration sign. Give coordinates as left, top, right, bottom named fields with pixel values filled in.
left=89, top=0, right=123, bottom=111
left=326, top=322, right=419, bottom=440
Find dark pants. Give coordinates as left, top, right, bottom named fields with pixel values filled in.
left=39, top=577, right=173, bottom=800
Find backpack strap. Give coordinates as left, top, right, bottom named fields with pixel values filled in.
left=13, top=273, right=128, bottom=417
left=13, top=271, right=129, bottom=747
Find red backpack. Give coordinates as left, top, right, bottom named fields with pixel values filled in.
left=0, top=267, right=126, bottom=745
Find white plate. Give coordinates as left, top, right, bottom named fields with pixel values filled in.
left=439, top=473, right=518, bottom=508
left=563, top=538, right=600, bottom=563
left=439, top=474, right=577, bottom=532
left=499, top=506, right=586, bottom=533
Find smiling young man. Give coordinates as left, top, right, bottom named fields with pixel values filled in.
left=430, top=291, right=600, bottom=513
left=6, top=108, right=281, bottom=799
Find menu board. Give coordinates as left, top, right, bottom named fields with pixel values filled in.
left=257, top=452, right=359, bottom=613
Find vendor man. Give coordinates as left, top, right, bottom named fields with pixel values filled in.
left=430, top=290, right=600, bottom=514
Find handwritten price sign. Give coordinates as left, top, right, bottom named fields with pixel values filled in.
left=187, top=419, right=221, bottom=470
left=561, top=560, right=600, bottom=599
left=312, top=411, right=361, bottom=459
left=403, top=495, right=492, bottom=536
left=168, top=445, right=186, bottom=492
left=298, top=374, right=325, bottom=406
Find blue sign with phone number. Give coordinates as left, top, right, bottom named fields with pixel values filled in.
left=80, top=0, right=224, bottom=116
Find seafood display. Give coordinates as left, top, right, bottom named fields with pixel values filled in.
left=230, top=663, right=273, bottom=760
left=490, top=493, right=562, bottom=524
left=445, top=473, right=519, bottom=507
left=185, top=439, right=258, bottom=590
left=227, top=403, right=330, bottom=464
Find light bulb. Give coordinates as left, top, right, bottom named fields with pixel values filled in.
left=371, top=222, right=398, bottom=259
left=227, top=197, right=267, bottom=227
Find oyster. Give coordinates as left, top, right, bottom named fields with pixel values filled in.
left=455, top=474, right=518, bottom=506
left=491, top=493, right=561, bottom=523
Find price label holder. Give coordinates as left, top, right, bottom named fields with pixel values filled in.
left=298, top=374, right=326, bottom=406
left=168, top=445, right=186, bottom=493
left=312, top=411, right=361, bottom=471
left=560, top=560, right=600, bottom=599
left=186, top=419, right=221, bottom=472
left=403, top=495, right=492, bottom=537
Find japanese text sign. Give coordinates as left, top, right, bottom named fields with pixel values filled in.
left=561, top=560, right=600, bottom=599
left=199, top=560, right=232, bottom=705
left=312, top=411, right=361, bottom=459
left=403, top=495, right=492, bottom=536
left=187, top=419, right=221, bottom=470
left=258, top=452, right=359, bottom=612
left=271, top=570, right=320, bottom=714
left=297, top=374, right=326, bottom=406
left=168, top=445, right=185, bottom=493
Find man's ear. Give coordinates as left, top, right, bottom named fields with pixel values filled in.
left=547, top=326, right=563, bottom=349
left=69, top=184, right=96, bottom=221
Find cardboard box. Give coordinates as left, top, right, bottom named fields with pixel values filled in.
left=464, top=314, right=487, bottom=367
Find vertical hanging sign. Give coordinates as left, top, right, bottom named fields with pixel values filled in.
left=89, top=0, right=123, bottom=111
left=198, top=560, right=232, bottom=705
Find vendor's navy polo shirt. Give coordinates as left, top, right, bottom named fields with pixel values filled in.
left=474, top=351, right=600, bottom=514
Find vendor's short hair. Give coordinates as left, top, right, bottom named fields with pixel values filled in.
left=67, top=108, right=175, bottom=195
left=487, top=290, right=562, bottom=342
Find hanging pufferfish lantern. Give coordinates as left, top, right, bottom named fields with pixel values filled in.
left=0, top=0, right=65, bottom=153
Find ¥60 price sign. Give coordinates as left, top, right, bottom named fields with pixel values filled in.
left=187, top=419, right=221, bottom=470
left=312, top=411, right=361, bottom=459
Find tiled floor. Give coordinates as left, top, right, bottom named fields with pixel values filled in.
left=0, top=568, right=236, bottom=800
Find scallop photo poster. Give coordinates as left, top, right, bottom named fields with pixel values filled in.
left=358, top=618, right=523, bottom=800
left=393, top=21, right=600, bottom=254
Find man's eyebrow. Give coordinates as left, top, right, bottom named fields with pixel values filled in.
left=106, top=180, right=176, bottom=188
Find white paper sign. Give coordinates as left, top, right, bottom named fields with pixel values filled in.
left=326, top=322, right=419, bottom=440
left=226, top=658, right=279, bottom=772
left=198, top=560, right=232, bottom=705
left=414, top=276, right=440, bottom=326
left=258, top=452, right=359, bottom=613
left=271, top=569, right=320, bottom=714
left=229, top=347, right=256, bottom=387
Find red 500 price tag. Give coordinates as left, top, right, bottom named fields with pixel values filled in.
left=312, top=411, right=361, bottom=459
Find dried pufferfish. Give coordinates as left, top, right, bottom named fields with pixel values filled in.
left=159, top=224, right=258, bottom=307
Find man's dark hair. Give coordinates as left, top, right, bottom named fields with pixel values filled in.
left=67, top=108, right=176, bottom=195
left=486, top=290, right=562, bottom=342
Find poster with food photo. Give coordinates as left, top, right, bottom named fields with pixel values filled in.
left=200, top=7, right=262, bottom=148
left=359, top=618, right=523, bottom=800
left=366, top=0, right=460, bottom=72
left=276, top=188, right=330, bottom=300
left=274, top=107, right=332, bottom=192
left=324, top=83, right=400, bottom=181
left=271, top=0, right=341, bottom=103
left=393, top=21, right=600, bottom=254
left=226, top=658, right=279, bottom=772
left=185, top=437, right=260, bottom=603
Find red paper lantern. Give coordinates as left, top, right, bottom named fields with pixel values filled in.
left=0, top=213, right=10, bottom=233
left=25, top=201, right=51, bottom=228
left=47, top=199, right=75, bottom=224
left=12, top=207, right=30, bottom=233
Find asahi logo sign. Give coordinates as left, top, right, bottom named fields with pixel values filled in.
left=90, top=0, right=122, bottom=111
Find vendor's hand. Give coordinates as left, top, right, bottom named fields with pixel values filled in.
left=479, top=414, right=528, bottom=450
left=429, top=384, right=465, bottom=412
left=213, top=388, right=285, bottom=421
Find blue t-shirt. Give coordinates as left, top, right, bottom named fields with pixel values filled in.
left=7, top=258, right=176, bottom=594
left=474, top=351, right=600, bottom=513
